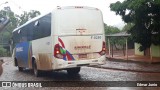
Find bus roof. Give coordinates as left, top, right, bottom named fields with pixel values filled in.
left=12, top=6, right=100, bottom=33
left=56, top=6, right=99, bottom=10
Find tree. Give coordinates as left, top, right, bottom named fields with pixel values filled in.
left=110, top=0, right=160, bottom=51
left=0, top=7, right=19, bottom=43
left=0, top=7, right=40, bottom=43
left=0, top=45, right=6, bottom=56
left=104, top=23, right=125, bottom=50
left=122, top=23, right=134, bottom=32
left=104, top=23, right=120, bottom=35
left=0, top=6, right=41, bottom=55
left=18, top=10, right=40, bottom=26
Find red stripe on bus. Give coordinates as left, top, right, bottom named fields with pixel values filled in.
left=58, top=38, right=65, bottom=48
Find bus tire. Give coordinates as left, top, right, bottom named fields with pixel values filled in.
left=15, top=58, right=23, bottom=71
left=18, top=67, right=23, bottom=71
left=33, top=60, right=41, bottom=77
left=67, top=67, right=81, bottom=75
left=14, top=58, right=18, bottom=66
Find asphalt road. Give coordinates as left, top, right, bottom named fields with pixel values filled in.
left=0, top=57, right=160, bottom=90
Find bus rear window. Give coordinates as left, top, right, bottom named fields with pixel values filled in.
left=56, top=9, right=104, bottom=35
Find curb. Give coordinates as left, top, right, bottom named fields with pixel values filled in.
left=106, top=57, right=160, bottom=64
left=89, top=65, right=160, bottom=73
left=107, top=58, right=149, bottom=64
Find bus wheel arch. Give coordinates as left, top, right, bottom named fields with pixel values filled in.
left=32, top=57, right=42, bottom=77
left=31, top=56, right=40, bottom=69
left=31, top=57, right=36, bottom=69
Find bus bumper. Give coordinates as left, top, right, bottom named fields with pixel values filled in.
left=53, top=55, right=106, bottom=70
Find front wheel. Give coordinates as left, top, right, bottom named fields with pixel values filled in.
left=18, top=67, right=23, bottom=71
left=67, top=67, right=81, bottom=75
left=15, top=58, right=23, bottom=71
left=33, top=60, right=41, bottom=77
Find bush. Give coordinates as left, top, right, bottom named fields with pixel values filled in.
left=0, top=45, right=7, bottom=56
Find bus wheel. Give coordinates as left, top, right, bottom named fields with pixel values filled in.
left=33, top=60, right=41, bottom=77
left=18, top=67, right=23, bottom=71
left=67, top=67, right=81, bottom=75
left=15, top=58, right=23, bottom=71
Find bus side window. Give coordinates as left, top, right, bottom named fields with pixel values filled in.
left=33, top=13, right=51, bottom=40
left=17, top=29, right=22, bottom=43
left=34, top=21, right=39, bottom=26
left=27, top=23, right=34, bottom=41
left=33, top=20, right=40, bottom=40
left=20, top=37, right=27, bottom=42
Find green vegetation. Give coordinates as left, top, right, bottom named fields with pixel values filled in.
left=0, top=45, right=7, bottom=56
left=104, top=23, right=120, bottom=35
left=110, top=0, right=160, bottom=51
left=0, top=6, right=40, bottom=56
left=105, top=23, right=127, bottom=50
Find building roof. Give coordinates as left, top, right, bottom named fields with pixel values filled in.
left=106, top=31, right=131, bottom=37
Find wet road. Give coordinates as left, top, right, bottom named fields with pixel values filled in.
left=0, top=57, right=160, bottom=90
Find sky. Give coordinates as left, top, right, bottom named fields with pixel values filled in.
left=0, top=0, right=125, bottom=29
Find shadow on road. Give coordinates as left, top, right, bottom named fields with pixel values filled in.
left=20, top=69, right=82, bottom=81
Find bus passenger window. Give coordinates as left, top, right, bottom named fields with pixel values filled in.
left=34, top=21, right=39, bottom=26
left=20, top=37, right=27, bottom=42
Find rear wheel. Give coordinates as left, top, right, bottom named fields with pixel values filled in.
left=67, top=67, right=81, bottom=75
left=33, top=60, right=41, bottom=77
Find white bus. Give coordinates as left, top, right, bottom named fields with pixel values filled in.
left=12, top=6, right=106, bottom=77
